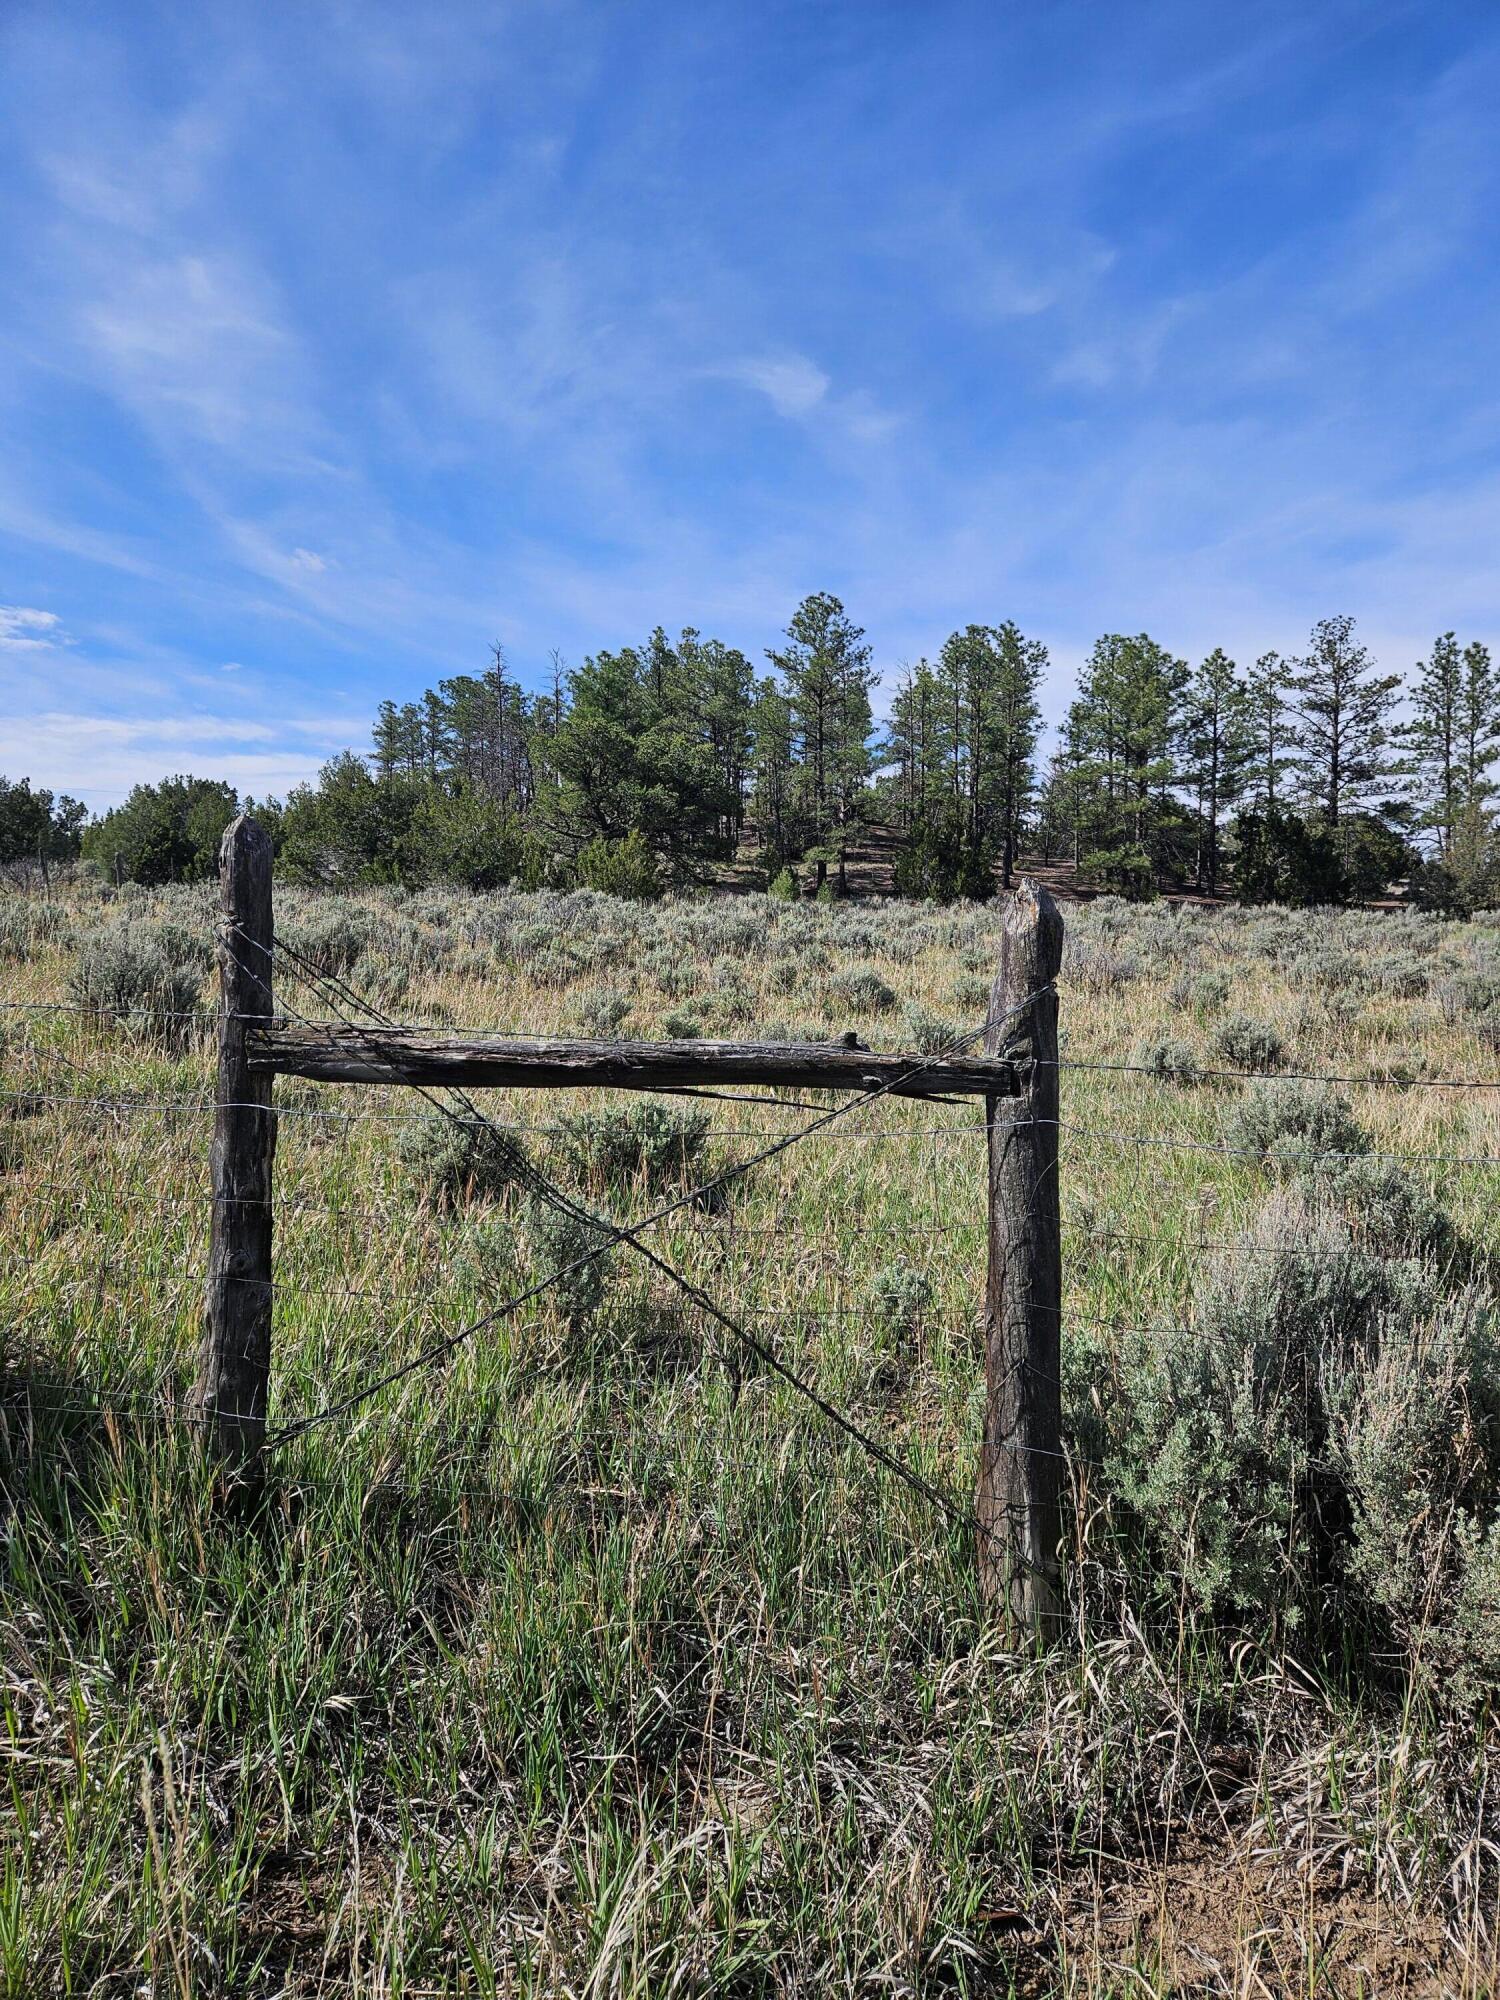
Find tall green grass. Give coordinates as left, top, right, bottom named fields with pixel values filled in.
left=2, top=880, right=1498, bottom=1994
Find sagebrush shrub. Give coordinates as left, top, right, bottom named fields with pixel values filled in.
left=870, top=1260, right=933, bottom=1342
left=348, top=953, right=411, bottom=1010
left=759, top=1019, right=827, bottom=1046
left=281, top=900, right=382, bottom=975
left=1470, top=1003, right=1500, bottom=1058
left=1092, top=1193, right=1436, bottom=1628
left=568, top=985, right=631, bottom=1038
left=0, top=900, right=72, bottom=959
left=1226, top=1080, right=1368, bottom=1165
left=68, top=921, right=208, bottom=1042
left=1210, top=1013, right=1285, bottom=1073
left=1065, top=940, right=1141, bottom=995
left=825, top=968, right=897, bottom=1016
left=1169, top=971, right=1229, bottom=1016
left=951, top=972, right=992, bottom=1013
left=1337, top=1294, right=1500, bottom=1706
left=1134, top=1033, right=1202, bottom=1086
left=641, top=946, right=696, bottom=999
left=397, top=1113, right=533, bottom=1206
left=1296, top=1154, right=1454, bottom=1264
left=557, top=1101, right=709, bottom=1194
left=526, top=1200, right=613, bottom=1327
left=1377, top=955, right=1429, bottom=999
left=902, top=1004, right=958, bottom=1055
left=765, top=956, right=807, bottom=996
left=704, top=960, right=755, bottom=1026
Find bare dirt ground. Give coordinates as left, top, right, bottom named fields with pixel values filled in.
left=1024, top=1835, right=1475, bottom=1998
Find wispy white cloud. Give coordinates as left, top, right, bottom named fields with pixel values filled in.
left=0, top=0, right=1497, bottom=800
left=0, top=605, right=64, bottom=650
left=0, top=709, right=357, bottom=807
left=710, top=353, right=831, bottom=419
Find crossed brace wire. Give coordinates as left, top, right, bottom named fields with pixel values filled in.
left=217, top=923, right=1066, bottom=1551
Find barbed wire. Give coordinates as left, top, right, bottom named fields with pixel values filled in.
left=12, top=1088, right=1500, bottom=1169
left=0, top=1085, right=989, bottom=1140
left=1054, top=1119, right=1500, bottom=1170
left=1052, top=1054, right=1500, bottom=1092
left=14, top=992, right=1500, bottom=1094
left=247, top=928, right=1033, bottom=1509
left=16, top=904, right=1500, bottom=1565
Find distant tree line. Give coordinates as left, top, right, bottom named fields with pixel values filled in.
left=0, top=776, right=86, bottom=872
left=20, top=601, right=1500, bottom=910
left=1034, top=617, right=1500, bottom=910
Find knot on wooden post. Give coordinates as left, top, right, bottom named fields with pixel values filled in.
left=977, top=876, right=1064, bottom=1640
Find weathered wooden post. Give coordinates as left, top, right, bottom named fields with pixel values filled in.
left=191, top=814, right=276, bottom=1483
left=977, top=878, right=1064, bottom=1636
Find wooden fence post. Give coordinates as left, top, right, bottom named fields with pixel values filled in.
left=977, top=877, right=1064, bottom=1636
left=191, top=814, right=277, bottom=1483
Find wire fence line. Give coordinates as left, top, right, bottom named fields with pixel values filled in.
left=10, top=1086, right=1500, bottom=1170
left=8, top=907, right=1500, bottom=1581
left=11, top=989, right=1500, bottom=1094
left=236, top=928, right=1026, bottom=1551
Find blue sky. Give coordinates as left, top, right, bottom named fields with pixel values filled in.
left=2, top=1, right=1498, bottom=807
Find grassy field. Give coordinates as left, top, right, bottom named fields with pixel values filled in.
left=3, top=874, right=1500, bottom=1996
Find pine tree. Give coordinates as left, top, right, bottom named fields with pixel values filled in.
left=885, top=662, right=946, bottom=840
left=767, top=593, right=875, bottom=893
left=679, top=630, right=755, bottom=846
left=1458, top=641, right=1500, bottom=815
left=931, top=623, right=1044, bottom=892
left=750, top=678, right=798, bottom=867
left=1244, top=651, right=1294, bottom=809
left=991, top=622, right=1045, bottom=888
left=372, top=701, right=405, bottom=780
left=1180, top=648, right=1254, bottom=895
left=1065, top=634, right=1188, bottom=895
left=1035, top=734, right=1089, bottom=869
left=1395, top=634, right=1464, bottom=853
left=1286, top=615, right=1401, bottom=870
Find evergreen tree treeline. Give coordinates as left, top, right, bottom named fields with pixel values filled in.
left=53, top=605, right=1500, bottom=910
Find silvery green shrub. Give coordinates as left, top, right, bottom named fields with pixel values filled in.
left=825, top=968, right=897, bottom=1016
left=1227, top=1081, right=1367, bottom=1165
left=568, top=985, right=631, bottom=1038
left=902, top=1004, right=958, bottom=1055
left=1335, top=1291, right=1500, bottom=1707
left=951, top=972, right=992, bottom=1014
left=527, top=1200, right=613, bottom=1328
left=397, top=1113, right=533, bottom=1207
left=1064, top=940, right=1141, bottom=995
left=1376, top=955, right=1429, bottom=999
left=68, top=920, right=209, bottom=1043
left=870, top=1260, right=933, bottom=1343
left=1295, top=1154, right=1453, bottom=1264
left=281, top=899, right=382, bottom=975
left=1189, top=971, right=1230, bottom=1015
left=1094, top=1195, right=1429, bottom=1626
left=557, top=1101, right=709, bottom=1194
left=759, top=1019, right=826, bottom=1046
left=1134, top=1034, right=1202, bottom=1086
left=0, top=900, right=72, bottom=959
left=1210, top=1013, right=1285, bottom=1073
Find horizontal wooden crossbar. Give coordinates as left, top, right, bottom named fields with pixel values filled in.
left=247, top=1026, right=1021, bottom=1100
